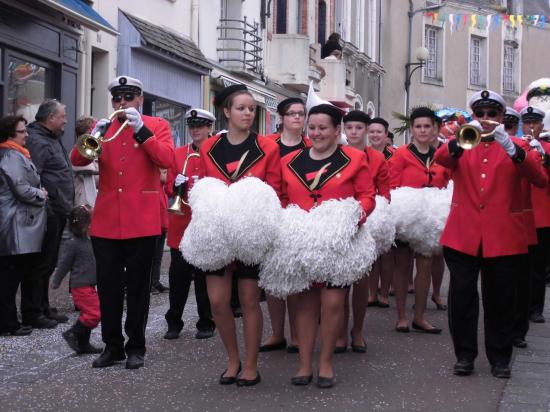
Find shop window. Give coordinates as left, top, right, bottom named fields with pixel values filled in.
left=144, top=95, right=188, bottom=147
left=6, top=55, right=51, bottom=122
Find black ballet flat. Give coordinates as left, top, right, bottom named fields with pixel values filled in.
left=259, top=339, right=287, bottom=352
left=431, top=296, right=447, bottom=311
left=367, top=300, right=379, bottom=307
left=291, top=374, right=313, bottom=386
left=395, top=324, right=410, bottom=333
left=350, top=331, right=367, bottom=353
left=377, top=301, right=390, bottom=308
left=333, top=345, right=347, bottom=354
left=219, top=363, right=242, bottom=385
left=286, top=344, right=299, bottom=354
left=412, top=321, right=442, bottom=334
left=236, top=372, right=261, bottom=387
left=316, top=375, right=335, bottom=389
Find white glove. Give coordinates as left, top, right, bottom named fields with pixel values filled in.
left=91, top=118, right=110, bottom=136
left=124, top=108, right=144, bottom=133
left=174, top=174, right=189, bottom=187
left=493, top=124, right=516, bottom=157
left=468, top=120, right=483, bottom=132
left=529, top=139, right=545, bottom=155
left=437, top=136, right=447, bottom=144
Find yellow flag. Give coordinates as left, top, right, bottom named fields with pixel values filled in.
left=510, top=15, right=516, bottom=28
left=471, top=14, right=477, bottom=28
left=518, top=15, right=523, bottom=25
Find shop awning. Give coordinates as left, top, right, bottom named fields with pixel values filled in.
left=37, top=0, right=117, bottom=35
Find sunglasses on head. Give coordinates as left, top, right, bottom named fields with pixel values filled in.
left=474, top=109, right=499, bottom=118
left=112, top=93, right=137, bottom=103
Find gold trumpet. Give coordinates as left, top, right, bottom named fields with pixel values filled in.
left=456, top=119, right=500, bottom=150
left=522, top=128, right=536, bottom=142
left=167, top=149, right=200, bottom=215
left=76, top=110, right=129, bottom=160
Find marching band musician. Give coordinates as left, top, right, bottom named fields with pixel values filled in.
left=280, top=104, right=376, bottom=388
left=334, top=110, right=389, bottom=353
left=70, top=75, right=175, bottom=369
left=389, top=107, right=451, bottom=335
left=435, top=90, right=547, bottom=379
left=260, top=97, right=310, bottom=354
left=368, top=117, right=395, bottom=160
left=163, top=109, right=216, bottom=341
left=510, top=106, right=545, bottom=349
left=521, top=106, right=550, bottom=325
left=200, top=84, right=281, bottom=387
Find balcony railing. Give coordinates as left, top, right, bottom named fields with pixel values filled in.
left=217, top=17, right=263, bottom=76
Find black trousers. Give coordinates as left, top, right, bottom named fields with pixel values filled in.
left=531, top=227, right=550, bottom=316
left=513, top=247, right=534, bottom=340
left=165, top=248, right=214, bottom=331
left=0, top=254, right=35, bottom=332
left=151, top=231, right=167, bottom=287
left=92, top=235, right=157, bottom=356
left=20, top=210, right=66, bottom=323
left=444, top=246, right=523, bottom=366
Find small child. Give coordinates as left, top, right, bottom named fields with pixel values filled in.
left=51, top=205, right=101, bottom=354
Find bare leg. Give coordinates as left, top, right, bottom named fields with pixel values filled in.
left=262, top=295, right=286, bottom=345
left=431, top=253, right=445, bottom=305
left=238, top=278, right=262, bottom=380
left=413, top=255, right=437, bottom=329
left=319, top=287, right=348, bottom=378
left=368, top=259, right=381, bottom=304
left=394, top=245, right=413, bottom=328
left=287, top=297, right=299, bottom=346
left=351, top=275, right=369, bottom=345
left=379, top=250, right=395, bottom=305
left=335, top=289, right=350, bottom=348
left=294, top=289, right=320, bottom=377
left=207, top=272, right=240, bottom=377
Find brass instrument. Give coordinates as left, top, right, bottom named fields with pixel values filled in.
left=76, top=110, right=129, bottom=160
left=167, top=148, right=200, bottom=215
left=456, top=120, right=500, bottom=150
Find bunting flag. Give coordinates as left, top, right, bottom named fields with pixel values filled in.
left=423, top=12, right=550, bottom=31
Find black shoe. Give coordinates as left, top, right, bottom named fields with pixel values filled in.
left=259, top=339, right=287, bottom=352
left=316, top=376, right=335, bottom=389
left=395, top=324, right=410, bottom=333
left=125, top=353, right=145, bottom=370
left=333, top=345, right=347, bottom=354
left=219, top=364, right=242, bottom=385
left=491, top=364, right=511, bottom=379
left=367, top=300, right=379, bottom=307
left=164, top=325, right=183, bottom=340
left=195, top=328, right=215, bottom=339
left=46, top=310, right=68, bottom=323
left=291, top=374, right=313, bottom=386
left=28, top=315, right=57, bottom=329
left=453, top=359, right=474, bottom=376
left=377, top=301, right=390, bottom=308
left=92, top=350, right=126, bottom=368
left=530, top=313, right=546, bottom=323
left=513, top=338, right=527, bottom=348
left=0, top=326, right=32, bottom=336
left=236, top=372, right=261, bottom=387
left=411, top=321, right=442, bottom=334
left=350, top=332, right=367, bottom=353
left=232, top=308, right=243, bottom=318
left=431, top=296, right=447, bottom=311
left=153, top=283, right=169, bottom=294
left=286, top=344, right=299, bottom=354
left=62, top=327, right=81, bottom=353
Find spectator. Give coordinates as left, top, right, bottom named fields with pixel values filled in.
left=0, top=115, right=47, bottom=336
left=321, top=32, right=343, bottom=59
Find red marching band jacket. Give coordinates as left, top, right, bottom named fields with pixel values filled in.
left=70, top=115, right=175, bottom=239
left=280, top=145, right=376, bottom=221
left=165, top=144, right=204, bottom=249
left=531, top=140, right=550, bottom=229
left=365, top=146, right=390, bottom=200
left=389, top=144, right=451, bottom=189
left=435, top=139, right=547, bottom=258
left=200, top=132, right=283, bottom=197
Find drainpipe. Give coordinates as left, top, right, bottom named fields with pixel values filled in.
left=191, top=0, right=199, bottom=44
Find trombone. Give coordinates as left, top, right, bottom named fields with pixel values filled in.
left=76, top=110, right=129, bottom=160
left=167, top=149, right=200, bottom=215
left=456, top=120, right=500, bottom=150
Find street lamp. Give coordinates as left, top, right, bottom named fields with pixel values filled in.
left=404, top=0, right=445, bottom=142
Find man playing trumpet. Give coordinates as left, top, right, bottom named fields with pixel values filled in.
left=435, top=90, right=547, bottom=379
left=70, top=75, right=174, bottom=369
left=164, top=108, right=216, bottom=340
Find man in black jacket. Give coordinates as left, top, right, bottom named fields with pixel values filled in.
left=22, top=99, right=74, bottom=329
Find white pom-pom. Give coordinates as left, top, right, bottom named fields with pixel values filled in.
left=389, top=185, right=452, bottom=257
left=259, top=206, right=312, bottom=298
left=180, top=178, right=233, bottom=271
left=224, top=177, right=281, bottom=265
left=364, top=196, right=396, bottom=257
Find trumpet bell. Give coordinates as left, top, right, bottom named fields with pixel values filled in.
left=456, top=125, right=481, bottom=150
left=76, top=133, right=103, bottom=160
left=167, top=196, right=190, bottom=215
